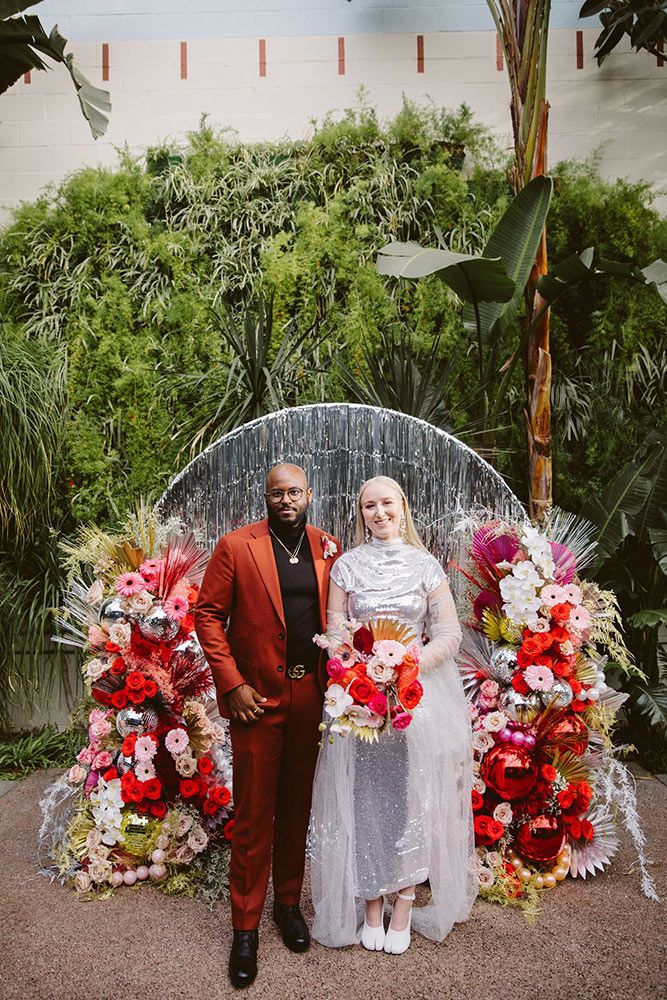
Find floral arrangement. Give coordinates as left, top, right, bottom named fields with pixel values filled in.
left=314, top=619, right=423, bottom=742
left=39, top=510, right=234, bottom=901
left=455, top=513, right=657, bottom=907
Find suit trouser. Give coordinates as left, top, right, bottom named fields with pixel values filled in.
left=229, top=672, right=323, bottom=930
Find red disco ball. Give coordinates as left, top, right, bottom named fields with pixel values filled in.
left=481, top=744, right=539, bottom=801
left=550, top=713, right=588, bottom=756
left=515, top=813, right=565, bottom=864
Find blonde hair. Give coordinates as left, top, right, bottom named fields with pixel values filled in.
left=355, top=475, right=426, bottom=550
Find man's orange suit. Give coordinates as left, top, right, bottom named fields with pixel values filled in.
left=195, top=518, right=340, bottom=929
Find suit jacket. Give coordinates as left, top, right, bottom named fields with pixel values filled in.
left=194, top=518, right=340, bottom=718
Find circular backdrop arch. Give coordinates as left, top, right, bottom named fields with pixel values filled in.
left=157, top=403, right=524, bottom=603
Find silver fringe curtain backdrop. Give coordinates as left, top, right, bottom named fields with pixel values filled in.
left=157, top=404, right=524, bottom=604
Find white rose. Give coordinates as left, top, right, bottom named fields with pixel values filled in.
left=473, top=777, right=486, bottom=794
left=88, top=859, right=113, bottom=884
left=365, top=657, right=397, bottom=686
left=478, top=866, right=495, bottom=888
left=74, top=870, right=92, bottom=893
left=108, top=623, right=131, bottom=648
left=493, top=802, right=513, bottom=826
left=187, top=826, right=209, bottom=854
left=472, top=730, right=495, bottom=753
left=175, top=752, right=197, bottom=777
left=482, top=711, right=508, bottom=733
left=85, top=658, right=108, bottom=682
left=128, top=590, right=154, bottom=613
left=86, top=579, right=105, bottom=605
left=486, top=851, right=502, bottom=869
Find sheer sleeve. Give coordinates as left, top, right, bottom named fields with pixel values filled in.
left=325, top=577, right=349, bottom=655
left=419, top=578, right=462, bottom=672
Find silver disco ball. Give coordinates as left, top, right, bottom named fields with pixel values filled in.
left=541, top=679, right=574, bottom=709
left=138, top=605, right=180, bottom=643
left=489, top=647, right=518, bottom=684
left=115, top=706, right=159, bottom=738
left=99, top=596, right=127, bottom=628
left=171, top=633, right=203, bottom=663
left=115, top=752, right=134, bottom=775
left=499, top=688, right=541, bottom=721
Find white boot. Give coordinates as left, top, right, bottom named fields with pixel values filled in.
left=361, top=898, right=386, bottom=951
left=383, top=891, right=415, bottom=955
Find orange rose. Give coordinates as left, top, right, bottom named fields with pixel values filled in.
left=349, top=675, right=378, bottom=705
left=399, top=679, right=423, bottom=712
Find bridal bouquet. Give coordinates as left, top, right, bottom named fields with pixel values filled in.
left=455, top=513, right=656, bottom=909
left=39, top=511, right=234, bottom=902
left=314, top=619, right=423, bottom=743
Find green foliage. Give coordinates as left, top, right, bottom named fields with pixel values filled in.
left=0, top=724, right=85, bottom=779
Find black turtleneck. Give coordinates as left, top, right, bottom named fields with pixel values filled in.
left=267, top=513, right=320, bottom=672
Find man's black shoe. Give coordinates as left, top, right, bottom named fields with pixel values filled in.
left=273, top=903, right=310, bottom=953
left=229, top=930, right=258, bottom=988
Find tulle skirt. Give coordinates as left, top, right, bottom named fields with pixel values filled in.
left=308, top=657, right=478, bottom=947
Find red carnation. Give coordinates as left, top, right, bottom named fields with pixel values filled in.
left=516, top=648, right=533, bottom=669
left=179, top=778, right=199, bottom=799
left=105, top=641, right=121, bottom=653
left=198, top=756, right=214, bottom=775
left=349, top=675, right=377, bottom=705
left=111, top=690, right=129, bottom=710
left=551, top=603, right=571, bottom=623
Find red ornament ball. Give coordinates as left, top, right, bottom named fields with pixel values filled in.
left=515, top=813, right=565, bottom=863
left=550, top=712, right=589, bottom=756
left=481, top=743, right=539, bottom=801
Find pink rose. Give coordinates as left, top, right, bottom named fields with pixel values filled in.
left=480, top=679, right=500, bottom=700
left=391, top=711, right=412, bottom=731
left=326, top=658, right=346, bottom=682
left=76, top=746, right=95, bottom=766
left=68, top=765, right=87, bottom=785
left=89, top=718, right=112, bottom=742
left=368, top=692, right=388, bottom=716
left=87, top=624, right=107, bottom=648
left=93, top=751, right=113, bottom=770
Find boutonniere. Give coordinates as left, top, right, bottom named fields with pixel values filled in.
left=322, top=535, right=338, bottom=559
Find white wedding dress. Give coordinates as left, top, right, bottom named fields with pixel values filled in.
left=309, top=537, right=478, bottom=946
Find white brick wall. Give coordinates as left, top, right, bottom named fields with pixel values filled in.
left=1, top=27, right=665, bottom=224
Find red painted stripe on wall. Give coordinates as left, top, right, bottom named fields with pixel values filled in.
left=576, top=30, right=584, bottom=69
left=417, top=34, right=424, bottom=73
left=338, top=36, right=345, bottom=75
left=259, top=38, right=267, bottom=77
left=23, top=71, right=31, bottom=84
left=496, top=34, right=503, bottom=71
left=102, top=42, right=109, bottom=81
left=180, top=41, right=188, bottom=79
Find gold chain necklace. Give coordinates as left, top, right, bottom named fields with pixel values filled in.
left=270, top=527, right=306, bottom=564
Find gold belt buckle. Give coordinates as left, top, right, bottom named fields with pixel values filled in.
left=286, top=663, right=306, bottom=679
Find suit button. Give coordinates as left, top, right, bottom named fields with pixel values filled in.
left=278, top=632, right=285, bottom=640
left=277, top=665, right=284, bottom=672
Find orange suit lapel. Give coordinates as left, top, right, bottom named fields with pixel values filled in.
left=248, top=520, right=285, bottom=626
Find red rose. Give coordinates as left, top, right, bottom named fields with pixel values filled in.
left=111, top=657, right=126, bottom=676
left=203, top=799, right=219, bottom=815
left=198, top=756, right=214, bottom=775
left=471, top=789, right=484, bottom=812
left=128, top=689, right=146, bottom=704
left=569, top=679, right=583, bottom=695
left=567, top=818, right=582, bottom=839
left=399, top=679, right=424, bottom=712
left=150, top=801, right=167, bottom=819
left=551, top=603, right=571, bottom=623
left=537, top=631, right=554, bottom=650
left=541, top=764, right=557, bottom=782
left=474, top=814, right=504, bottom=846
left=179, top=779, right=200, bottom=798
left=102, top=767, right=119, bottom=782
left=223, top=819, right=235, bottom=840
left=121, top=733, right=137, bottom=757
left=212, top=785, right=232, bottom=807
left=511, top=672, right=531, bottom=695
left=142, top=777, right=162, bottom=800
left=111, top=690, right=128, bottom=710
left=516, top=648, right=533, bottom=669
left=105, top=641, right=121, bottom=653
left=550, top=625, right=570, bottom=644
left=486, top=819, right=504, bottom=842
left=181, top=613, right=195, bottom=634
left=125, top=671, right=145, bottom=691
left=520, top=636, right=543, bottom=660
left=557, top=787, right=575, bottom=810
left=91, top=687, right=112, bottom=707
left=349, top=675, right=377, bottom=705
left=571, top=700, right=587, bottom=713
left=144, top=680, right=158, bottom=698
left=120, top=772, right=143, bottom=804
left=534, top=654, right=554, bottom=669
left=581, top=818, right=595, bottom=841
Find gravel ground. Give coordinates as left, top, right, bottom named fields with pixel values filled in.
left=2, top=768, right=666, bottom=1000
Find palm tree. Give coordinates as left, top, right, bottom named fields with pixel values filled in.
left=0, top=0, right=110, bottom=139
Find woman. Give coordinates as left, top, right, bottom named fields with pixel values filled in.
left=309, top=476, right=477, bottom=953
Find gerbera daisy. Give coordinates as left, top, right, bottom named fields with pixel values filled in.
left=524, top=663, right=555, bottom=692
left=164, top=594, right=189, bottom=621
left=115, top=572, right=146, bottom=598
left=165, top=727, right=189, bottom=756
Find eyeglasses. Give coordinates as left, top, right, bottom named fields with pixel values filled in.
left=264, top=488, right=305, bottom=502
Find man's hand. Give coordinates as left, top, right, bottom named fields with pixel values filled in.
left=225, top=684, right=268, bottom=724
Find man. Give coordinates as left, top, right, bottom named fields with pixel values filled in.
left=195, top=463, right=340, bottom=988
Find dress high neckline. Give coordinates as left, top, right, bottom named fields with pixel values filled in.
left=369, top=536, right=405, bottom=549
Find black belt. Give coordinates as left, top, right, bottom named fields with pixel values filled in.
left=286, top=663, right=316, bottom=679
